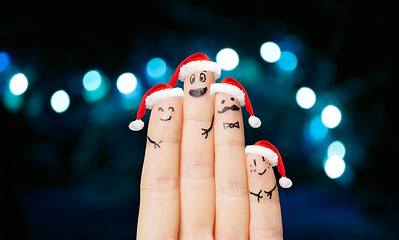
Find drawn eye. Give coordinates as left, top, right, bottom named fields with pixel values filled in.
left=262, top=156, right=265, bottom=162
left=199, top=72, right=206, bottom=82
left=190, top=74, right=195, bottom=84
left=231, top=97, right=235, bottom=101
left=158, top=107, right=164, bottom=112
left=168, top=106, right=174, bottom=112
left=221, top=100, right=225, bottom=104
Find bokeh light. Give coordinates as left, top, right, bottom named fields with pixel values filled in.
left=50, top=90, right=70, bottom=113
left=116, top=73, right=137, bottom=94
left=327, top=140, right=346, bottom=158
left=308, top=116, right=328, bottom=141
left=277, top=51, right=298, bottom=71
left=9, top=73, right=29, bottom=95
left=296, top=87, right=316, bottom=109
left=216, top=48, right=239, bottom=71
left=0, top=51, right=11, bottom=72
left=260, top=41, right=281, bottom=63
left=146, top=57, right=167, bottom=79
left=321, top=105, right=342, bottom=128
left=324, top=156, right=346, bottom=179
left=83, top=70, right=102, bottom=91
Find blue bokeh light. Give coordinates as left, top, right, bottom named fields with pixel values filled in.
left=277, top=51, right=298, bottom=71
left=309, top=116, right=328, bottom=141
left=0, top=51, right=11, bottom=72
left=146, top=58, right=167, bottom=79
left=327, top=141, right=346, bottom=158
left=83, top=70, right=102, bottom=91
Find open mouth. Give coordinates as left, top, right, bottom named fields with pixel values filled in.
left=160, top=116, right=172, bottom=121
left=189, top=87, right=207, bottom=98
left=258, top=169, right=267, bottom=176
left=218, top=104, right=240, bottom=114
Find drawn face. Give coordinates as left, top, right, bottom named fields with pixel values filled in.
left=185, top=71, right=215, bottom=98
left=248, top=155, right=272, bottom=176
left=217, top=96, right=241, bottom=114
left=157, top=106, right=174, bottom=121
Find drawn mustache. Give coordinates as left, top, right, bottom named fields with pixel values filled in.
left=218, top=104, right=240, bottom=114
left=189, top=87, right=207, bottom=98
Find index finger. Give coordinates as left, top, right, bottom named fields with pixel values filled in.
left=136, top=96, right=183, bottom=240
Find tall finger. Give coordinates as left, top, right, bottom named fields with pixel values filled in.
left=180, top=70, right=216, bottom=239
left=136, top=96, right=183, bottom=240
left=214, top=92, right=249, bottom=239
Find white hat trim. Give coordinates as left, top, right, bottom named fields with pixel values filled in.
left=245, top=145, right=278, bottom=166
left=145, top=88, right=184, bottom=109
left=178, top=60, right=221, bottom=81
left=210, top=83, right=245, bottom=106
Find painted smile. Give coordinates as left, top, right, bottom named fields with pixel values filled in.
left=258, top=169, right=267, bottom=176
left=189, top=87, right=208, bottom=98
left=160, top=116, right=172, bottom=121
left=218, top=104, right=240, bottom=114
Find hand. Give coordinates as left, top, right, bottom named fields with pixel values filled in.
left=135, top=73, right=285, bottom=239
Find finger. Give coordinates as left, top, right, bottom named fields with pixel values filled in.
left=246, top=153, right=283, bottom=240
left=180, top=70, right=216, bottom=239
left=214, top=92, right=249, bottom=239
left=136, top=96, right=182, bottom=240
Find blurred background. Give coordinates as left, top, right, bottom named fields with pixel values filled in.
left=1, top=0, right=397, bottom=239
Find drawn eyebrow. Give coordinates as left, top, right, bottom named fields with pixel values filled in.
left=158, top=107, right=164, bottom=112
left=203, top=70, right=207, bottom=72
left=253, top=159, right=257, bottom=166
left=168, top=106, right=174, bottom=112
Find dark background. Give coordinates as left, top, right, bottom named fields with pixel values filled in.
left=1, top=0, right=397, bottom=239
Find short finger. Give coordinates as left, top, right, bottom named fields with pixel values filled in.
left=246, top=152, right=283, bottom=240
left=136, top=96, right=182, bottom=240
left=214, top=92, right=249, bottom=239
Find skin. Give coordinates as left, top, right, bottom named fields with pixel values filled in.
left=247, top=153, right=283, bottom=240
left=136, top=79, right=285, bottom=239
left=180, top=70, right=216, bottom=239
left=214, top=92, right=249, bottom=240
left=136, top=96, right=182, bottom=240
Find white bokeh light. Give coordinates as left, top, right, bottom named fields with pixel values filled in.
left=260, top=42, right=281, bottom=63
left=50, top=90, right=70, bottom=113
left=116, top=73, right=137, bottom=94
left=324, top=156, right=346, bottom=179
left=321, top=105, right=342, bottom=128
left=216, top=48, right=239, bottom=71
left=296, top=87, right=316, bottom=109
left=9, top=73, right=28, bottom=95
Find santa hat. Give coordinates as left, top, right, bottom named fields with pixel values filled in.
left=210, top=77, right=261, bottom=128
left=168, top=52, right=221, bottom=87
left=245, top=140, right=292, bottom=188
left=129, top=84, right=184, bottom=131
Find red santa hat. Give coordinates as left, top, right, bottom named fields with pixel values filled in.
left=245, top=140, right=292, bottom=188
left=129, top=84, right=184, bottom=131
left=210, top=77, right=261, bottom=128
left=168, top=52, right=221, bottom=87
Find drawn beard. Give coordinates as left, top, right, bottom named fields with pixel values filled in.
left=189, top=87, right=208, bottom=98
left=218, top=104, right=240, bottom=114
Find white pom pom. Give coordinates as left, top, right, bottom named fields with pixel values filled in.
left=248, top=115, right=261, bottom=128
left=279, top=177, right=292, bottom=188
left=129, top=119, right=144, bottom=131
